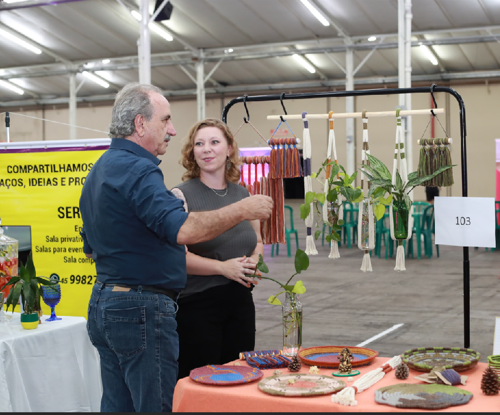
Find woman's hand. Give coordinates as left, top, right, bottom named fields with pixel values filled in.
left=219, top=257, right=260, bottom=288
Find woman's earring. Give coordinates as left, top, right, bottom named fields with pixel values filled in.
left=226, top=156, right=231, bottom=170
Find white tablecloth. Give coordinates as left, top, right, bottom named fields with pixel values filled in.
left=0, top=313, right=102, bottom=412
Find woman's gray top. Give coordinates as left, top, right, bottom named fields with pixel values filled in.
left=173, top=178, right=257, bottom=298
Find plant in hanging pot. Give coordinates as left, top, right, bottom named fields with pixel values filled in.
left=360, top=153, right=454, bottom=252
left=253, top=249, right=309, bottom=356
left=299, top=160, right=366, bottom=258
left=2, top=253, right=58, bottom=329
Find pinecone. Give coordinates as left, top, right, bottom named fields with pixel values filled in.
left=288, top=355, right=302, bottom=372
left=395, top=363, right=409, bottom=380
left=481, top=366, right=500, bottom=395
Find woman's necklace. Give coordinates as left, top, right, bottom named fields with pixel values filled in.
left=210, top=186, right=228, bottom=197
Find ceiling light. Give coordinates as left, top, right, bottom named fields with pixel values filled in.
left=0, top=28, right=41, bottom=55
left=131, top=10, right=142, bottom=21
left=300, top=0, right=330, bottom=27
left=0, top=80, right=24, bottom=95
left=150, top=24, right=173, bottom=41
left=420, top=44, right=438, bottom=66
left=82, top=71, right=109, bottom=88
left=130, top=10, right=173, bottom=41
left=102, top=59, right=110, bottom=64
left=224, top=48, right=234, bottom=54
left=368, top=36, right=377, bottom=42
left=293, top=54, right=316, bottom=73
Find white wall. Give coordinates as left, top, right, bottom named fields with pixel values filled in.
left=0, top=83, right=496, bottom=199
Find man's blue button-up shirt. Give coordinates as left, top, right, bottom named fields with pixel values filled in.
left=79, top=138, right=188, bottom=292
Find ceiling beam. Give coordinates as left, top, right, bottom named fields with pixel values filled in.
left=2, top=69, right=500, bottom=107
left=0, top=0, right=88, bottom=11
left=4, top=33, right=500, bottom=81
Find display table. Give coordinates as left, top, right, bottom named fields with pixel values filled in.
left=173, top=357, right=493, bottom=412
left=0, top=313, right=102, bottom=412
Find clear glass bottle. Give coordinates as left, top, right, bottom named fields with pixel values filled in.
left=282, top=291, right=303, bottom=356
left=0, top=218, right=19, bottom=300
left=360, top=199, right=372, bottom=249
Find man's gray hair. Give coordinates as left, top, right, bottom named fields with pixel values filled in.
left=109, top=83, right=163, bottom=138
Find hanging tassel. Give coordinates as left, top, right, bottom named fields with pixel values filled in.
left=444, top=141, right=454, bottom=186
left=394, top=241, right=406, bottom=272
left=360, top=251, right=372, bottom=272
left=331, top=356, right=402, bottom=406
left=329, top=241, right=340, bottom=259
left=302, top=111, right=318, bottom=256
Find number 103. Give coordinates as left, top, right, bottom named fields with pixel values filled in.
left=456, top=216, right=471, bottom=225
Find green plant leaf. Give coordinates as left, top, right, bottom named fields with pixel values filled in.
left=395, top=170, right=403, bottom=191
left=338, top=219, right=345, bottom=226
left=325, top=234, right=332, bottom=243
left=374, top=203, right=386, bottom=221
left=267, top=295, right=282, bottom=305
left=330, top=163, right=340, bottom=178
left=331, top=224, right=342, bottom=231
left=371, top=187, right=386, bottom=199
left=327, top=189, right=338, bottom=202
left=305, top=191, right=315, bottom=205
left=406, top=165, right=455, bottom=189
left=331, top=232, right=341, bottom=242
left=382, top=194, right=393, bottom=205
left=257, top=254, right=269, bottom=274
left=366, top=154, right=392, bottom=181
left=300, top=203, right=310, bottom=220
left=314, top=230, right=321, bottom=240
left=348, top=171, right=357, bottom=185
left=2, top=276, right=21, bottom=288
left=352, top=188, right=363, bottom=203
left=6, top=282, right=22, bottom=313
left=35, top=277, right=58, bottom=285
left=294, top=249, right=309, bottom=273
left=292, top=280, right=306, bottom=294
left=310, top=172, right=317, bottom=179
left=408, top=171, right=418, bottom=182
left=316, top=193, right=325, bottom=205
left=24, top=252, right=35, bottom=283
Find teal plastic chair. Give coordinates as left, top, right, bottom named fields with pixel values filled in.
left=342, top=202, right=358, bottom=249
left=375, top=207, right=393, bottom=259
left=422, top=205, right=439, bottom=258
left=407, top=201, right=431, bottom=259
left=271, top=206, right=299, bottom=257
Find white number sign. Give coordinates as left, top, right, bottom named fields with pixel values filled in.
left=435, top=196, right=496, bottom=248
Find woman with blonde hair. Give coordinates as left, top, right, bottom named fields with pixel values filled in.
left=172, top=118, right=263, bottom=378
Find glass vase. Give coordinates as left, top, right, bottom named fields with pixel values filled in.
left=282, top=292, right=303, bottom=356
left=359, top=199, right=373, bottom=249
left=327, top=201, right=340, bottom=226
left=392, top=199, right=409, bottom=239
left=0, top=220, right=18, bottom=299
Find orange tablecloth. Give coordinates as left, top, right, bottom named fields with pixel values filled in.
left=173, top=357, right=496, bottom=412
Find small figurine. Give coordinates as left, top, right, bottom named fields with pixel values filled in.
left=233, top=362, right=241, bottom=366
left=338, top=347, right=353, bottom=374
left=288, top=378, right=295, bottom=384
left=309, top=366, right=320, bottom=375
left=273, top=369, right=282, bottom=376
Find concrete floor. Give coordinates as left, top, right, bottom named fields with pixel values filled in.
left=253, top=200, right=500, bottom=363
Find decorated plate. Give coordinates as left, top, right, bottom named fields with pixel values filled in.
left=402, top=347, right=480, bottom=372
left=258, top=374, right=345, bottom=397
left=190, top=365, right=263, bottom=386
left=375, top=383, right=473, bottom=409
left=298, top=346, right=378, bottom=369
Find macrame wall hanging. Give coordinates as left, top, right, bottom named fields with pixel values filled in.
left=324, top=111, right=343, bottom=259
left=357, top=111, right=376, bottom=272
left=417, top=112, right=454, bottom=188
left=389, top=109, right=414, bottom=272
left=302, top=111, right=318, bottom=256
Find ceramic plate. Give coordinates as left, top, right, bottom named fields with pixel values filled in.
left=299, top=346, right=378, bottom=369
left=190, top=365, right=263, bottom=385
left=258, top=373, right=345, bottom=397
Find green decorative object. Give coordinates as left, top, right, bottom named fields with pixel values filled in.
left=402, top=347, right=480, bottom=373
left=332, top=370, right=360, bottom=377
left=487, top=355, right=500, bottom=380
left=375, top=383, right=473, bottom=409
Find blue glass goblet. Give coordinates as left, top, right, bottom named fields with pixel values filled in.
left=41, top=284, right=62, bottom=321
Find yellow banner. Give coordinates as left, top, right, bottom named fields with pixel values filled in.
left=0, top=145, right=107, bottom=317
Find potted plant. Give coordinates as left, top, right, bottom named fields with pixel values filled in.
left=299, top=160, right=366, bottom=257
left=2, top=253, right=57, bottom=329
left=252, top=249, right=309, bottom=356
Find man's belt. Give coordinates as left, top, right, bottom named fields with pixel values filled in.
left=101, top=282, right=178, bottom=301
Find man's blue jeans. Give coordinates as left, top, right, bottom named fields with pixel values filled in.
left=87, top=282, right=179, bottom=412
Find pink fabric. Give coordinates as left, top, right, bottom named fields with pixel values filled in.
left=173, top=357, right=492, bottom=412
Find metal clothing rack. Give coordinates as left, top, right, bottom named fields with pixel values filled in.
left=222, top=85, right=470, bottom=348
